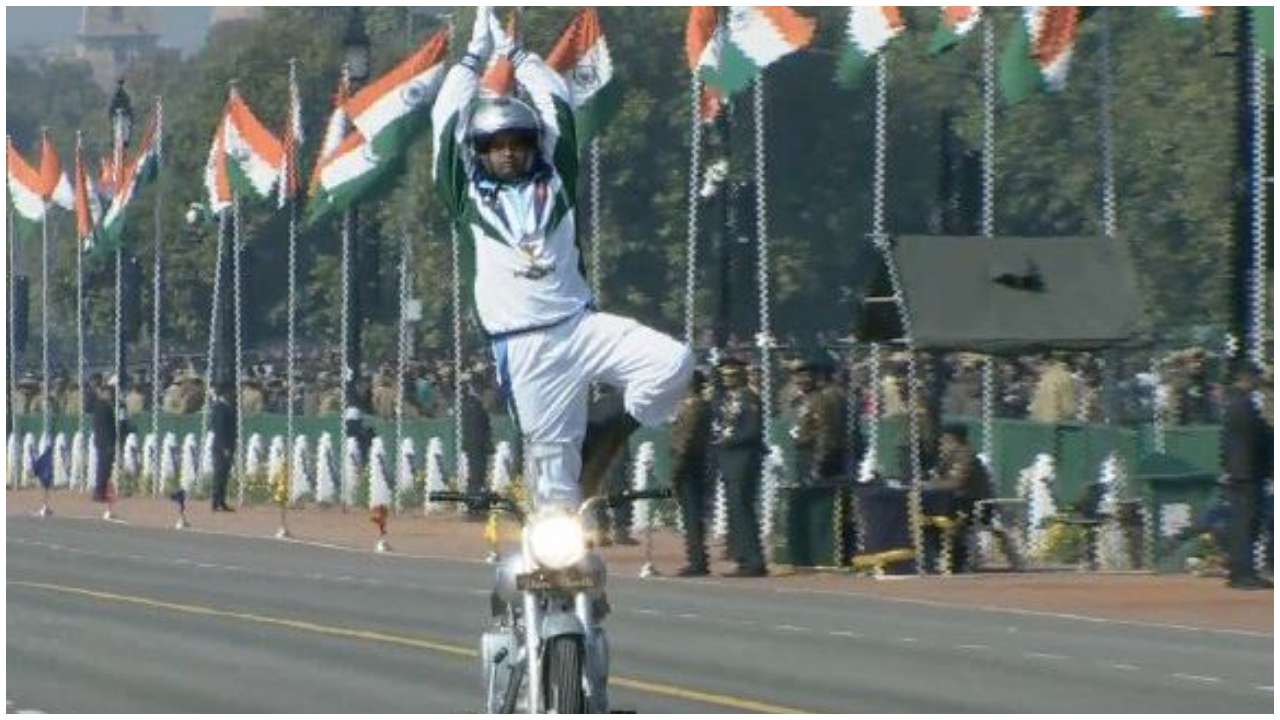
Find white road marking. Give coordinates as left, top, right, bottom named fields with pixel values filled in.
left=956, top=644, right=990, bottom=651
left=677, top=613, right=700, bottom=620
left=1255, top=685, right=1272, bottom=692
left=634, top=608, right=661, bottom=616
left=828, top=630, right=861, bottom=638
left=1024, top=652, right=1068, bottom=660
left=773, top=584, right=1273, bottom=639
left=1170, top=673, right=1221, bottom=684
left=775, top=625, right=810, bottom=633
left=1108, top=663, right=1140, bottom=671
left=899, top=637, right=918, bottom=643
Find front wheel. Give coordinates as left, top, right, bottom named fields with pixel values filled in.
left=544, top=636, right=586, bottom=714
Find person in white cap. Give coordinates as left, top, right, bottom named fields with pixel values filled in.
left=431, top=8, right=692, bottom=509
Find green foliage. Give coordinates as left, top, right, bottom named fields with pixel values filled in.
left=5, top=7, right=1262, bottom=365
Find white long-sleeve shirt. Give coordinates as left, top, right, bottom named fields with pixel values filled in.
left=432, top=51, right=592, bottom=337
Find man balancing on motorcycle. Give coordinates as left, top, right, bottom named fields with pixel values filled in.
left=432, top=7, right=693, bottom=512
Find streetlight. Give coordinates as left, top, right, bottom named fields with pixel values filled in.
left=106, top=77, right=133, bottom=520
left=343, top=8, right=371, bottom=85
left=341, top=8, right=372, bottom=456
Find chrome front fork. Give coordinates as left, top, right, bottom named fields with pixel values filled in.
left=576, top=591, right=610, bottom=713
left=523, top=591, right=542, bottom=714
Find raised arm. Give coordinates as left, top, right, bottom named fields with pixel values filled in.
left=496, top=13, right=579, bottom=195
left=432, top=8, right=495, bottom=215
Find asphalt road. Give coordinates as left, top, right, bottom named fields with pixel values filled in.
left=7, top=515, right=1274, bottom=713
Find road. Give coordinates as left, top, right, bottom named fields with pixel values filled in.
left=7, top=515, right=1274, bottom=713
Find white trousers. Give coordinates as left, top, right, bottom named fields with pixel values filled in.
left=492, top=311, right=693, bottom=508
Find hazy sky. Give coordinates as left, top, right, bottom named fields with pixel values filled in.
left=6, top=7, right=214, bottom=57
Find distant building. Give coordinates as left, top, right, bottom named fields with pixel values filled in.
left=210, top=7, right=263, bottom=26
left=75, top=7, right=162, bottom=91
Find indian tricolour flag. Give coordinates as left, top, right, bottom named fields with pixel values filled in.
left=547, top=8, right=620, bottom=147
left=100, top=112, right=161, bottom=249
left=279, top=60, right=304, bottom=209
left=74, top=134, right=103, bottom=252
left=7, top=137, right=47, bottom=222
left=306, top=131, right=388, bottom=224
left=930, top=7, right=982, bottom=55
left=700, top=7, right=816, bottom=97
left=204, top=116, right=233, bottom=216
left=1000, top=7, right=1082, bottom=105
left=309, top=73, right=352, bottom=198
left=346, top=30, right=448, bottom=158
left=224, top=90, right=284, bottom=201
left=39, top=133, right=75, bottom=211
left=836, top=7, right=905, bottom=88
left=685, top=6, right=726, bottom=124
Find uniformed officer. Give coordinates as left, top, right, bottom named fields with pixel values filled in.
left=1219, top=362, right=1273, bottom=590
left=713, top=356, right=767, bottom=577
left=460, top=373, right=493, bottom=519
left=209, top=383, right=237, bottom=512
left=788, top=350, right=848, bottom=486
left=240, top=376, right=266, bottom=416
left=671, top=369, right=714, bottom=576
left=90, top=379, right=118, bottom=502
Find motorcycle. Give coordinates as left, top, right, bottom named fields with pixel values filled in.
left=426, top=487, right=671, bottom=714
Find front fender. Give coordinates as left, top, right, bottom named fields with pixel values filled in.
left=540, top=610, right=585, bottom=640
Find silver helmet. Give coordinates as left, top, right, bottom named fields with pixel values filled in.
left=465, top=95, right=541, bottom=148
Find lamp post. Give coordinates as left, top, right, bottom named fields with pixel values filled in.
left=108, top=79, right=133, bottom=513
left=341, top=8, right=372, bottom=453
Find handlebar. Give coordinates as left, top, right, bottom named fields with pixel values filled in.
left=427, top=488, right=673, bottom=523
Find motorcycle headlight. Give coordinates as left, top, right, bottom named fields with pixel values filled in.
left=527, top=513, right=587, bottom=570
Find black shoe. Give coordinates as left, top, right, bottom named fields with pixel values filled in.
left=675, top=565, right=709, bottom=577
left=1227, top=577, right=1273, bottom=590
left=213, top=504, right=235, bottom=513
left=722, top=565, right=767, bottom=578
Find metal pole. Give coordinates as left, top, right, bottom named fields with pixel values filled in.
left=41, top=206, right=50, bottom=445
left=979, top=13, right=998, bottom=479
left=233, top=193, right=245, bottom=507
left=151, top=162, right=163, bottom=497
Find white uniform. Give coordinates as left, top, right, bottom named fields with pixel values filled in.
left=433, top=49, right=692, bottom=507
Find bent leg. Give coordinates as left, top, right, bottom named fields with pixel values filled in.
left=574, top=313, right=694, bottom=427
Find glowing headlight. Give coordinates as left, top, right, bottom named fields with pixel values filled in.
left=527, top=514, right=587, bottom=570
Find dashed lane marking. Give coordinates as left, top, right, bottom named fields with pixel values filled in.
left=1108, top=663, right=1140, bottom=671
left=828, top=631, right=861, bottom=638
left=1170, top=673, right=1221, bottom=684
left=774, top=625, right=810, bottom=633
left=677, top=613, right=699, bottom=620
left=955, top=644, right=990, bottom=651
left=8, top=580, right=811, bottom=714
left=1024, top=652, right=1069, bottom=660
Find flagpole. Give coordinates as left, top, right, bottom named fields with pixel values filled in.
left=108, top=102, right=127, bottom=520
left=233, top=191, right=245, bottom=508
left=8, top=201, right=17, bottom=459
left=281, top=58, right=299, bottom=538
left=40, top=191, right=50, bottom=449
left=151, top=96, right=164, bottom=499
left=74, top=132, right=87, bottom=488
